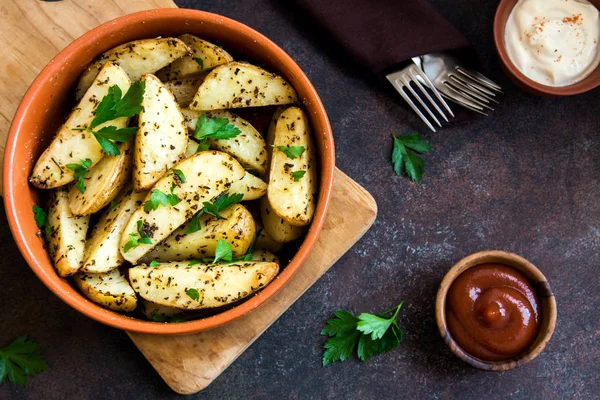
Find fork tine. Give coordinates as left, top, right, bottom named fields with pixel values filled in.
left=449, top=75, right=499, bottom=104
left=456, top=67, right=503, bottom=93
left=451, top=73, right=497, bottom=97
left=400, top=75, right=442, bottom=128
left=445, top=81, right=494, bottom=111
left=441, top=89, right=489, bottom=116
left=389, top=77, right=437, bottom=132
left=411, top=66, right=455, bottom=118
left=408, top=68, right=449, bottom=122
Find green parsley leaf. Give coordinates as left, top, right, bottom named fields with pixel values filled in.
left=108, top=200, right=119, bottom=210
left=66, top=158, right=92, bottom=194
left=204, top=193, right=244, bottom=219
left=0, top=336, right=48, bottom=386
left=193, top=57, right=204, bottom=70
left=33, top=205, right=52, bottom=234
left=321, top=310, right=359, bottom=337
left=93, top=126, right=138, bottom=156
left=194, top=114, right=241, bottom=141
left=213, top=239, right=233, bottom=264
left=292, top=170, right=306, bottom=182
left=357, top=302, right=403, bottom=340
left=172, top=169, right=186, bottom=184
left=143, top=187, right=180, bottom=212
left=123, top=220, right=152, bottom=253
left=186, top=288, right=200, bottom=301
left=392, top=133, right=431, bottom=183
left=272, top=145, right=305, bottom=159
left=188, top=259, right=204, bottom=266
left=243, top=227, right=263, bottom=261
left=323, top=331, right=360, bottom=366
left=185, top=211, right=203, bottom=234
left=196, top=138, right=211, bottom=152
left=123, top=233, right=139, bottom=254
left=90, top=81, right=146, bottom=129
left=149, top=260, right=160, bottom=267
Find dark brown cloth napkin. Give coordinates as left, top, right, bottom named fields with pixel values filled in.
left=293, top=0, right=472, bottom=77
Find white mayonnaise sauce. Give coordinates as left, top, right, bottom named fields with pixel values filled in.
left=504, top=0, right=600, bottom=87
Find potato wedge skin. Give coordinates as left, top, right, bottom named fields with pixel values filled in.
left=156, top=34, right=233, bottom=81
left=182, top=108, right=268, bottom=174
left=76, top=38, right=191, bottom=100
left=249, top=249, right=279, bottom=264
left=134, top=74, right=188, bottom=191
left=120, top=151, right=245, bottom=264
left=30, top=62, right=131, bottom=189
left=144, top=203, right=255, bottom=262
left=68, top=140, right=133, bottom=216
left=163, top=75, right=206, bottom=107
left=260, top=196, right=303, bottom=244
left=190, top=62, right=298, bottom=110
left=46, top=188, right=90, bottom=277
left=129, top=261, right=279, bottom=310
left=229, top=172, right=267, bottom=201
left=73, top=269, right=137, bottom=312
left=267, top=107, right=317, bottom=226
left=82, top=187, right=147, bottom=273
left=255, top=221, right=284, bottom=252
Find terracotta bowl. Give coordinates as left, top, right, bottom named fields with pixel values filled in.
left=494, top=0, right=600, bottom=96
left=435, top=250, right=557, bottom=371
left=3, top=9, right=335, bottom=335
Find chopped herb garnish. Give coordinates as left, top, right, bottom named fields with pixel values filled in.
left=193, top=57, right=204, bottom=70
left=149, top=260, right=160, bottom=267
left=92, top=126, right=138, bottom=156
left=33, top=205, right=52, bottom=234
left=195, top=138, right=211, bottom=152
left=292, top=170, right=306, bottom=182
left=143, top=186, right=180, bottom=212
left=123, top=220, right=152, bottom=253
left=391, top=133, right=431, bottom=183
left=272, top=145, right=305, bottom=159
left=188, top=259, right=204, bottom=266
left=193, top=114, right=241, bottom=141
left=243, top=227, right=263, bottom=261
left=0, top=336, right=48, bottom=386
left=185, top=192, right=244, bottom=234
left=172, top=169, right=186, bottom=184
left=213, top=239, right=233, bottom=264
left=321, top=302, right=404, bottom=366
left=66, top=158, right=92, bottom=194
left=108, top=200, right=119, bottom=210
left=186, top=288, right=200, bottom=301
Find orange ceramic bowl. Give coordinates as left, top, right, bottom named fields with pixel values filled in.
left=494, top=0, right=600, bottom=96
left=3, top=9, right=334, bottom=335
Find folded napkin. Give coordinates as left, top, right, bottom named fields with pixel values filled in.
left=293, top=0, right=473, bottom=76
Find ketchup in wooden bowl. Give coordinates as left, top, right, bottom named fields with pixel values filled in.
left=445, top=263, right=541, bottom=361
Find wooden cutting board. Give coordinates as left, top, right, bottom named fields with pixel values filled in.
left=0, top=0, right=377, bottom=394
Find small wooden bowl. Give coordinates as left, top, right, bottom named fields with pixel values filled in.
left=435, top=250, right=557, bottom=371
left=493, top=0, right=600, bottom=96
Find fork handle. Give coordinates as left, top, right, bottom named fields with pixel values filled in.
left=292, top=0, right=471, bottom=76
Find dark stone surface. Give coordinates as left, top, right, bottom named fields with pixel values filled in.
left=1, top=0, right=599, bottom=398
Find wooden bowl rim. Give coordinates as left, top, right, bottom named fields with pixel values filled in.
left=493, top=0, right=600, bottom=96
left=435, top=250, right=557, bottom=371
left=3, top=8, right=335, bottom=335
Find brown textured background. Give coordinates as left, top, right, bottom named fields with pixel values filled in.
left=1, top=0, right=599, bottom=398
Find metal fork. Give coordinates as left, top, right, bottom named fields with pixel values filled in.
left=386, top=63, right=454, bottom=132
left=413, top=53, right=503, bottom=116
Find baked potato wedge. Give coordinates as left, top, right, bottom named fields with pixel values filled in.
left=255, top=220, right=284, bottom=252
left=82, top=187, right=146, bottom=273
left=68, top=140, right=133, bottom=216
left=30, top=62, right=131, bottom=189
left=229, top=172, right=267, bottom=201
left=267, top=107, right=317, bottom=226
left=119, top=151, right=245, bottom=264
left=72, top=268, right=137, bottom=312
left=46, top=188, right=91, bottom=277
left=184, top=139, right=201, bottom=158
left=141, top=300, right=185, bottom=321
left=164, top=75, right=206, bottom=107
left=144, top=203, right=255, bottom=262
left=190, top=62, right=298, bottom=111
left=259, top=196, right=303, bottom=244
left=75, top=38, right=191, bottom=100
left=248, top=249, right=279, bottom=263
left=156, top=34, right=233, bottom=81
left=182, top=108, right=268, bottom=174
left=129, top=261, right=279, bottom=310
left=134, top=74, right=188, bottom=191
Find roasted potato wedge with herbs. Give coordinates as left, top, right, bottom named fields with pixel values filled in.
left=255, top=220, right=284, bottom=252
left=82, top=187, right=146, bottom=273
left=248, top=249, right=279, bottom=263
left=260, top=196, right=303, bottom=244
left=75, top=38, right=191, bottom=100
left=46, top=188, right=91, bottom=277
left=73, top=268, right=137, bottom=312
left=156, top=34, right=233, bottom=81
left=129, top=261, right=279, bottom=310
left=144, top=203, right=255, bottom=262
left=134, top=74, right=188, bottom=191
left=190, top=62, right=298, bottom=111
left=141, top=300, right=185, bottom=321
left=30, top=62, right=131, bottom=189
left=267, top=107, right=317, bottom=226
left=184, top=139, right=201, bottom=158
left=119, top=151, right=245, bottom=264
left=68, top=141, right=133, bottom=216
left=163, top=75, right=207, bottom=107
left=229, top=172, right=268, bottom=201
left=182, top=108, right=269, bottom=175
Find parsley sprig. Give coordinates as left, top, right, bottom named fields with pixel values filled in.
left=192, top=114, right=241, bottom=151
left=391, top=133, right=431, bottom=183
left=143, top=186, right=180, bottom=212
left=292, top=170, right=306, bottom=182
left=193, top=57, right=204, bottom=70
left=186, top=288, right=200, bottom=301
left=0, top=336, right=48, bottom=386
left=123, top=220, right=152, bottom=253
left=75, top=81, right=145, bottom=156
left=321, top=302, right=404, bottom=366
left=33, top=205, right=52, bottom=234
left=185, top=192, right=244, bottom=234
left=66, top=158, right=92, bottom=194
left=273, top=145, right=305, bottom=159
